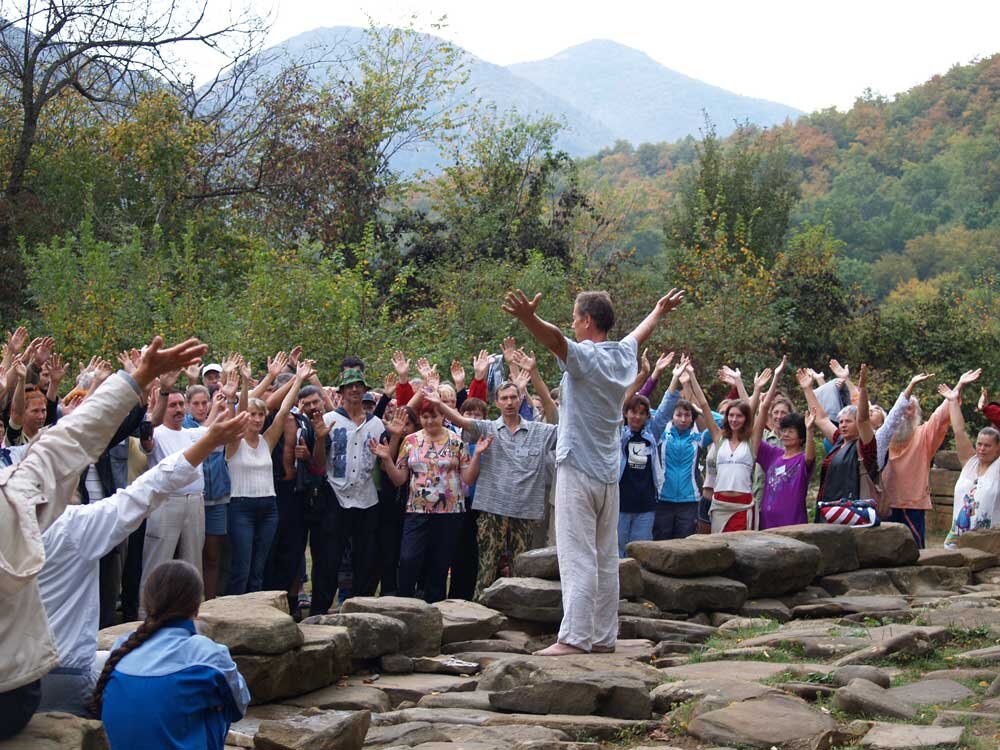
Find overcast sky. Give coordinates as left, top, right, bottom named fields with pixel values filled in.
left=200, top=0, right=999, bottom=112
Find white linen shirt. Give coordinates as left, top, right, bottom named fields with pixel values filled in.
left=37, top=450, right=200, bottom=673
left=322, top=410, right=385, bottom=509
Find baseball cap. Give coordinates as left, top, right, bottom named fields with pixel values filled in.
left=202, top=363, right=222, bottom=376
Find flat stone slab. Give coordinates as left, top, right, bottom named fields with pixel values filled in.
left=792, top=596, right=910, bottom=618
left=282, top=684, right=391, bottom=712
left=625, top=536, right=735, bottom=576
left=817, top=569, right=903, bottom=597
left=738, top=631, right=871, bottom=658
left=433, top=600, right=505, bottom=644
left=887, top=678, right=974, bottom=706
left=860, top=722, right=963, bottom=749
left=369, top=707, right=497, bottom=726
left=639, top=570, right=747, bottom=613
left=918, top=548, right=966, bottom=567
left=768, top=523, right=860, bottom=575
left=651, top=677, right=782, bottom=712
left=346, top=673, right=478, bottom=707
left=417, top=691, right=495, bottom=711
left=658, top=660, right=833, bottom=682
left=0, top=712, right=109, bottom=750
left=480, top=713, right=652, bottom=740
left=688, top=694, right=837, bottom=749
left=834, top=678, right=916, bottom=719
left=853, top=523, right=920, bottom=567
left=954, top=644, right=1000, bottom=664
left=721, top=531, right=822, bottom=597
left=617, top=615, right=716, bottom=643
left=478, top=577, right=563, bottom=623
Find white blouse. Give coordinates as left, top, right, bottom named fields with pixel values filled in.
left=714, top=439, right=754, bottom=494
left=228, top=438, right=276, bottom=498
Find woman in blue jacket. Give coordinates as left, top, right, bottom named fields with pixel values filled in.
left=92, top=560, right=250, bottom=750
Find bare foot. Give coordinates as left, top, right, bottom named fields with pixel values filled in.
left=590, top=643, right=616, bottom=653
left=533, top=642, right=588, bottom=656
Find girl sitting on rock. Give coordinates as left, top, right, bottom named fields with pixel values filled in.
left=92, top=560, right=249, bottom=749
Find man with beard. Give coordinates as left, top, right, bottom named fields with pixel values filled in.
left=881, top=369, right=981, bottom=546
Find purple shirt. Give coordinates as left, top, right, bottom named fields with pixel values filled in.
left=756, top=442, right=813, bottom=529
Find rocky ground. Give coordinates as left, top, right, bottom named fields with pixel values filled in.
left=7, top=522, right=1000, bottom=750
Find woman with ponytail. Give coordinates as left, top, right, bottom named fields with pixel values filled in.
left=93, top=560, right=249, bottom=749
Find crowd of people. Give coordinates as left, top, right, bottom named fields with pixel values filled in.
left=2, top=285, right=999, bottom=746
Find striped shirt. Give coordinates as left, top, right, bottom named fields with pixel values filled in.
left=462, top=417, right=557, bottom=520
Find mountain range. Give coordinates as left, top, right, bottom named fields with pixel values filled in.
left=255, top=27, right=802, bottom=172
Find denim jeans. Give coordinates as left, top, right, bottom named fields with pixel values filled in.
left=617, top=510, right=656, bottom=557
left=227, top=496, right=278, bottom=595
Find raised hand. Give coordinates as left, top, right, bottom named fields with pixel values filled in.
left=753, top=367, right=773, bottom=391
left=510, top=348, right=537, bottom=374
left=979, top=387, right=989, bottom=412
left=296, top=360, right=316, bottom=382
left=368, top=438, right=393, bottom=460
left=653, top=351, right=675, bottom=378
left=91, top=359, right=114, bottom=389
left=718, top=365, right=742, bottom=386
left=424, top=366, right=440, bottom=390
left=909, top=372, right=934, bottom=388
left=829, top=359, right=850, bottom=380
left=7, top=326, right=27, bottom=354
left=118, top=351, right=139, bottom=374
left=385, top=409, right=410, bottom=437
left=638, top=348, right=650, bottom=378
left=392, top=351, right=411, bottom=380
left=33, top=336, right=55, bottom=367
left=805, top=406, right=817, bottom=430
left=133, top=336, right=209, bottom=390
left=450, top=359, right=466, bottom=390
left=267, top=351, right=288, bottom=379
left=220, top=370, right=239, bottom=400
left=183, top=362, right=201, bottom=382
left=221, top=353, right=239, bottom=378
left=958, top=368, right=983, bottom=390
left=384, top=372, right=398, bottom=397
left=501, top=289, right=541, bottom=321
left=655, top=288, right=685, bottom=315
left=511, top=366, right=530, bottom=393
left=937, top=383, right=960, bottom=402
left=159, top=368, right=181, bottom=391
left=416, top=357, right=433, bottom=380
left=240, top=357, right=253, bottom=381
left=673, top=354, right=691, bottom=379
left=475, top=435, right=495, bottom=454
left=311, top=411, right=330, bottom=439
left=48, top=354, right=68, bottom=385
left=288, top=345, right=303, bottom=368
left=795, top=368, right=813, bottom=390
left=422, top=381, right=442, bottom=403
left=501, top=337, right=517, bottom=362
left=857, top=363, right=869, bottom=390
left=207, top=411, right=250, bottom=446
left=774, top=355, right=788, bottom=379
left=472, top=350, right=490, bottom=381
left=806, top=367, right=825, bottom=386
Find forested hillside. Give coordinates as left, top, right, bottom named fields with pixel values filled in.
left=582, top=53, right=1000, bottom=301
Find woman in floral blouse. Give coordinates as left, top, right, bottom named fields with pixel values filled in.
left=372, top=396, right=491, bottom=602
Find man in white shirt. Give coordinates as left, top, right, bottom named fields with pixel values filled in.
left=503, top=288, right=684, bottom=655
left=311, top=368, right=385, bottom=612
left=36, top=411, right=248, bottom=716
left=139, top=388, right=212, bottom=608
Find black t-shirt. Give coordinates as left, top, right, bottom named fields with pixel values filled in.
left=619, top=432, right=657, bottom=513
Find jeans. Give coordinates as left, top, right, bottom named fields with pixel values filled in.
left=398, top=513, right=463, bottom=603
left=0, top=680, right=40, bottom=740
left=227, top=496, right=278, bottom=595
left=617, top=510, right=656, bottom=557
left=653, top=500, right=698, bottom=541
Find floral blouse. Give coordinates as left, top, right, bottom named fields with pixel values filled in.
left=398, top=430, right=469, bottom=513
